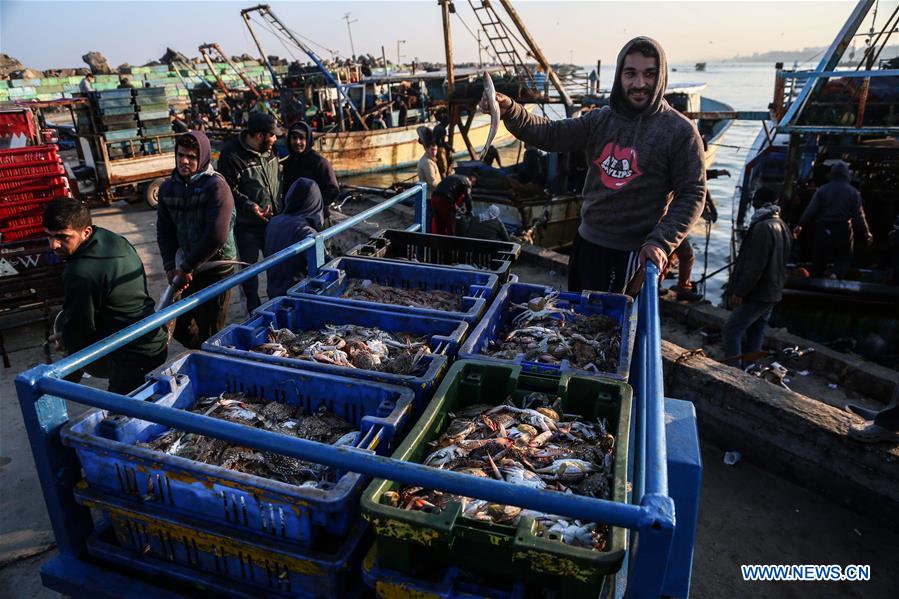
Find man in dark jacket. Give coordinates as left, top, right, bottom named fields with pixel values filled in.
left=722, top=187, right=792, bottom=367
left=157, top=131, right=237, bottom=348
left=282, top=121, right=339, bottom=225
left=794, top=160, right=872, bottom=278
left=264, top=178, right=326, bottom=298
left=44, top=199, right=168, bottom=393
left=217, top=112, right=282, bottom=313
left=430, top=174, right=475, bottom=236
left=482, top=37, right=706, bottom=293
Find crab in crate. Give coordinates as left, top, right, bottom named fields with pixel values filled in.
left=510, top=291, right=574, bottom=327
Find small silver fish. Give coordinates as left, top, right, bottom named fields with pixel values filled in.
left=479, top=71, right=499, bottom=162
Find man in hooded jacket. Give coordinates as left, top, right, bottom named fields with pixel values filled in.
left=481, top=37, right=706, bottom=294
left=157, top=131, right=237, bottom=348
left=264, top=178, right=326, bottom=298
left=794, top=160, right=872, bottom=278
left=282, top=121, right=339, bottom=226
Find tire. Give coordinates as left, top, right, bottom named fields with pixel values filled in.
left=144, top=177, right=165, bottom=209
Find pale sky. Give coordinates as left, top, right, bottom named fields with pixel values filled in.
left=1, top=1, right=861, bottom=70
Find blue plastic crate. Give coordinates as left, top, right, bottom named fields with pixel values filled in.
left=140, top=124, right=173, bottom=136
left=203, top=297, right=468, bottom=407
left=61, top=351, right=414, bottom=548
left=76, top=486, right=369, bottom=598
left=458, top=282, right=636, bottom=380
left=287, top=256, right=499, bottom=324
left=362, top=543, right=526, bottom=598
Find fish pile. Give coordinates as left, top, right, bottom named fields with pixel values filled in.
left=485, top=291, right=621, bottom=373
left=387, top=392, right=615, bottom=551
left=251, top=324, right=431, bottom=374
left=139, top=393, right=357, bottom=487
left=343, top=279, right=462, bottom=312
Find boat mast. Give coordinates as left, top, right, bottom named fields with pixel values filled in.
left=240, top=8, right=282, bottom=90
left=200, top=43, right=261, bottom=98
left=241, top=4, right=368, bottom=132
left=496, top=0, right=574, bottom=116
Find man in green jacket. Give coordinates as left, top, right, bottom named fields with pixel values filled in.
left=217, top=112, right=282, bottom=313
left=44, top=198, right=168, bottom=393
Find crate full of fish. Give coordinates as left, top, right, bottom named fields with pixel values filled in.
left=347, top=229, right=522, bottom=283
left=459, top=283, right=636, bottom=381
left=287, top=256, right=500, bottom=324
left=203, top=296, right=468, bottom=406
left=361, top=544, right=528, bottom=599
left=361, top=360, right=631, bottom=597
left=76, top=485, right=369, bottom=598
left=61, top=351, right=414, bottom=548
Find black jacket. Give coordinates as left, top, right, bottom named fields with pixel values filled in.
left=798, top=163, right=871, bottom=241
left=282, top=121, right=339, bottom=219
left=216, top=133, right=281, bottom=226
left=729, top=214, right=792, bottom=303
left=434, top=174, right=473, bottom=212
left=157, top=131, right=236, bottom=273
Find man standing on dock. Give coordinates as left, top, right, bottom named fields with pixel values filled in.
left=722, top=187, right=791, bottom=367
left=282, top=121, right=339, bottom=227
left=44, top=199, right=168, bottom=393
left=157, top=131, right=237, bottom=348
left=217, top=112, right=282, bottom=313
left=482, top=37, right=706, bottom=294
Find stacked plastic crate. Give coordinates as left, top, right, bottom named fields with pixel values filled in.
left=134, top=86, right=174, bottom=155
left=0, top=144, right=71, bottom=242
left=61, top=350, right=417, bottom=597
left=331, top=231, right=638, bottom=597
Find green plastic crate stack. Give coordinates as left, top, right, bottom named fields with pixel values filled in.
left=361, top=360, right=632, bottom=599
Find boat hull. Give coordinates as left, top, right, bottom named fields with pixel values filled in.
left=317, top=114, right=516, bottom=176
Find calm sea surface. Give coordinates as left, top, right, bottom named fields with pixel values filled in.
left=346, top=62, right=781, bottom=305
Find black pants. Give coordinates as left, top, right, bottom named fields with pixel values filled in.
left=811, top=220, right=851, bottom=278
left=568, top=233, right=639, bottom=294
left=235, top=222, right=267, bottom=312
left=173, top=268, right=234, bottom=349
left=75, top=343, right=169, bottom=395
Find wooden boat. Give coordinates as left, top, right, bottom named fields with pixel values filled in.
left=317, top=112, right=516, bottom=176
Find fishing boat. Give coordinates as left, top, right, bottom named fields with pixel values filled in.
left=732, top=0, right=899, bottom=366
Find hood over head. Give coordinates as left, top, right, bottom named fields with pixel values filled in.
left=175, top=130, right=214, bottom=180
left=283, top=177, right=324, bottom=220
left=610, top=36, right=668, bottom=118
left=829, top=160, right=851, bottom=181
left=288, top=121, right=313, bottom=155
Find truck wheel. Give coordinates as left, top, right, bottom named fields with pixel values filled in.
left=144, top=177, right=165, bottom=209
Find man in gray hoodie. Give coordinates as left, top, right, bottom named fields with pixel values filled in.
left=482, top=37, right=706, bottom=293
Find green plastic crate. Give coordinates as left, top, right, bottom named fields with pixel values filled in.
left=361, top=360, right=631, bottom=598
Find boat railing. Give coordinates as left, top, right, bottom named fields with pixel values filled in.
left=16, top=183, right=675, bottom=596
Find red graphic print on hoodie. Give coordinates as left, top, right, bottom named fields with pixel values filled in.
left=595, top=142, right=642, bottom=189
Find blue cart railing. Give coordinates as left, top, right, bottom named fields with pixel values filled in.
left=16, top=181, right=677, bottom=598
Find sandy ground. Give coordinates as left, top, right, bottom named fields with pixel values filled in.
left=1, top=201, right=897, bottom=597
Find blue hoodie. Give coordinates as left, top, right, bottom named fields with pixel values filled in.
left=264, top=177, right=324, bottom=298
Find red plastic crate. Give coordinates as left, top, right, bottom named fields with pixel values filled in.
left=0, top=222, right=46, bottom=242
left=0, top=158, right=65, bottom=179
left=0, top=197, right=52, bottom=220
left=0, top=174, right=68, bottom=194
left=0, top=181, right=70, bottom=204
left=1, top=213, right=43, bottom=229
left=0, top=144, right=60, bottom=165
